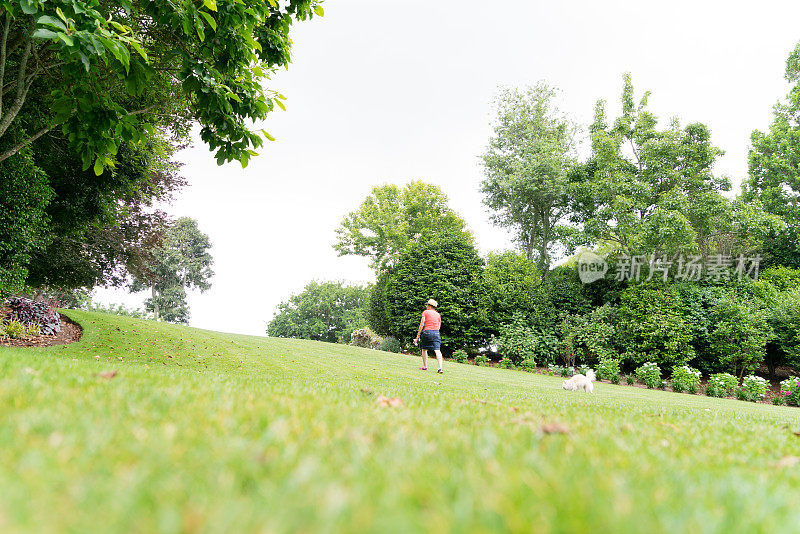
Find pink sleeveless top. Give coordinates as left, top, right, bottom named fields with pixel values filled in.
left=422, top=309, right=441, bottom=330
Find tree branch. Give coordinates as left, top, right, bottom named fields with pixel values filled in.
left=0, top=123, right=53, bottom=163
left=129, top=103, right=161, bottom=116
left=0, top=21, right=33, bottom=137
left=0, top=12, right=11, bottom=120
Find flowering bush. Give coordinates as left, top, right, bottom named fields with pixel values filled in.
left=549, top=365, right=574, bottom=377
left=349, top=328, right=381, bottom=349
left=499, top=358, right=516, bottom=370
left=779, top=377, right=800, bottom=406
left=596, top=357, right=621, bottom=384
left=705, top=373, right=738, bottom=398
left=635, top=362, right=662, bottom=389
left=546, top=364, right=562, bottom=376
left=736, top=375, right=769, bottom=402
left=520, top=358, right=536, bottom=372
left=452, top=349, right=469, bottom=364
left=475, top=354, right=489, bottom=367
left=671, top=365, right=702, bottom=394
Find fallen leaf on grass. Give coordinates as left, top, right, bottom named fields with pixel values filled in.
left=540, top=422, right=570, bottom=435
left=23, top=367, right=39, bottom=376
left=777, top=456, right=800, bottom=468
left=96, top=370, right=118, bottom=380
left=360, top=388, right=374, bottom=395
left=375, top=395, right=404, bottom=407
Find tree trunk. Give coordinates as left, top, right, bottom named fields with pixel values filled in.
left=152, top=286, right=160, bottom=322
left=539, top=218, right=551, bottom=279
left=524, top=234, right=535, bottom=262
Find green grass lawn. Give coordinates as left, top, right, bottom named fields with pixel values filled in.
left=2, top=310, right=800, bottom=533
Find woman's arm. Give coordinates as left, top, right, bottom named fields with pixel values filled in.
left=415, top=314, right=425, bottom=340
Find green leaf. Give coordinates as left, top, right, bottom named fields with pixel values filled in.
left=226, top=92, right=242, bottom=103
left=31, top=28, right=59, bottom=40
left=19, top=0, right=38, bottom=15
left=37, top=15, right=66, bottom=31
left=266, top=0, right=278, bottom=7
left=129, top=39, right=148, bottom=60
left=247, top=149, right=259, bottom=156
left=243, top=33, right=262, bottom=53
left=195, top=17, right=205, bottom=42
left=109, top=21, right=129, bottom=34
left=55, top=6, right=66, bottom=22
left=57, top=33, right=75, bottom=46
left=274, top=99, right=285, bottom=111
left=313, top=5, right=324, bottom=16
left=78, top=51, right=90, bottom=72
left=261, top=130, right=275, bottom=141
left=99, top=36, right=130, bottom=71
left=203, top=0, right=217, bottom=11
left=198, top=11, right=217, bottom=32
left=93, top=158, right=104, bottom=176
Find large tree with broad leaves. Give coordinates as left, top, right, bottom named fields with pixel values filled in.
left=571, top=74, right=781, bottom=258
left=0, top=0, right=322, bottom=171
left=743, top=41, right=800, bottom=268
left=480, top=82, right=579, bottom=276
left=130, top=216, right=213, bottom=323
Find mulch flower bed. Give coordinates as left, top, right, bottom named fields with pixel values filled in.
left=0, top=313, right=82, bottom=348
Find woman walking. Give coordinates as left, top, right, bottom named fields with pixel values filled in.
left=415, top=299, right=443, bottom=373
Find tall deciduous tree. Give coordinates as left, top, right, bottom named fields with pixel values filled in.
left=334, top=181, right=469, bottom=271
left=743, top=41, right=800, bottom=267
left=571, top=74, right=779, bottom=258
left=25, top=133, right=185, bottom=290
left=481, top=83, right=578, bottom=275
left=267, top=281, right=369, bottom=343
left=131, top=217, right=213, bottom=323
left=0, top=0, right=322, bottom=169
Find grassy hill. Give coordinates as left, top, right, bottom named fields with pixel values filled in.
left=1, top=310, right=800, bottom=533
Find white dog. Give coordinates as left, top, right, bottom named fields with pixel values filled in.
left=562, top=370, right=596, bottom=393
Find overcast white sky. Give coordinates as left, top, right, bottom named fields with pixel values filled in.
left=95, top=0, right=800, bottom=336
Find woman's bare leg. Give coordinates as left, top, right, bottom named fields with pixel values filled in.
left=434, top=349, right=443, bottom=371
left=421, top=349, right=428, bottom=369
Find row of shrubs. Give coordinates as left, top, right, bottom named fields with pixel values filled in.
left=489, top=267, right=800, bottom=380
left=450, top=352, right=800, bottom=406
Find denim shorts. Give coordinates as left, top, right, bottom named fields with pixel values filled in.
left=420, top=329, right=441, bottom=350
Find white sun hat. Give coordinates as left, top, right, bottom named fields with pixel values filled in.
left=426, top=299, right=438, bottom=308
